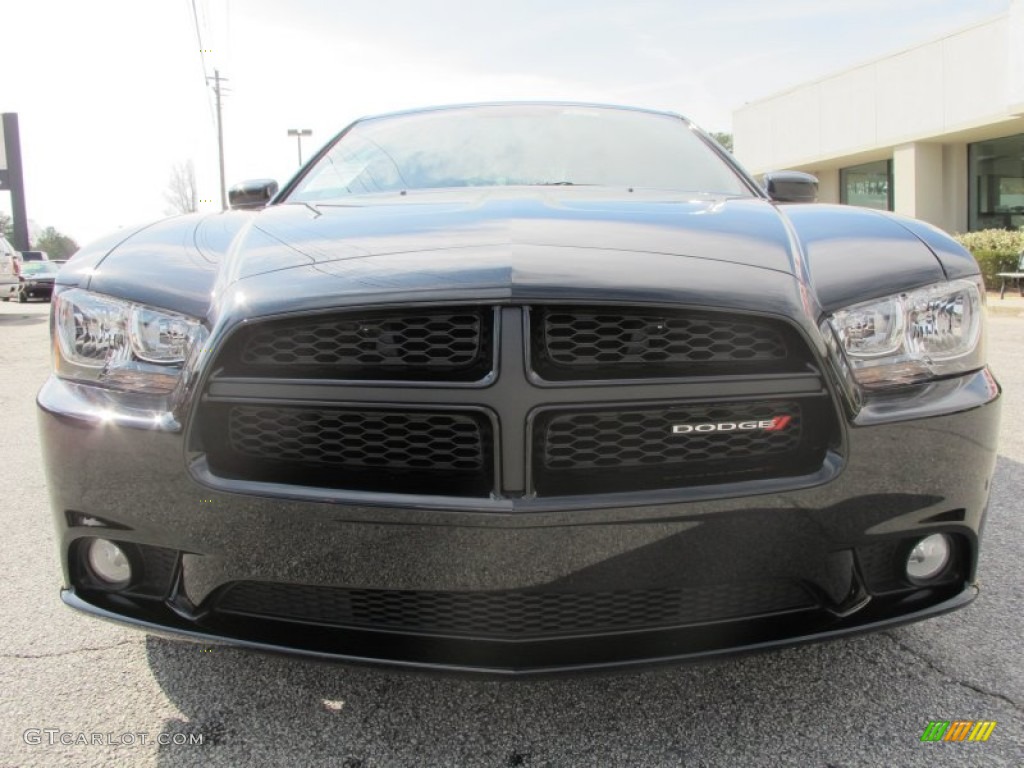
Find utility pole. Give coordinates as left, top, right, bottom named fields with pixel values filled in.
left=209, top=69, right=228, bottom=210
left=288, top=128, right=312, bottom=166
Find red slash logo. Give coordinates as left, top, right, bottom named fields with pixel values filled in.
left=765, top=415, right=792, bottom=432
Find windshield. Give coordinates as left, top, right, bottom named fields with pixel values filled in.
left=287, top=105, right=751, bottom=201
left=21, top=261, right=59, bottom=275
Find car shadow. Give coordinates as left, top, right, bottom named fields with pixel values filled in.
left=144, top=454, right=1022, bottom=767
left=144, top=633, right=891, bottom=766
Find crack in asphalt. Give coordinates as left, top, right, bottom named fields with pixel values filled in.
left=0, top=639, right=139, bottom=660
left=882, top=631, right=1023, bottom=713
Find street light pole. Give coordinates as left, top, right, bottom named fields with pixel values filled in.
left=287, top=128, right=313, bottom=166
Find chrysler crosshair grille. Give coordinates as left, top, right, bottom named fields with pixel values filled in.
left=196, top=305, right=834, bottom=498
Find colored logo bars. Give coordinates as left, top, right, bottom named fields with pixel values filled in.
left=920, top=721, right=997, bottom=742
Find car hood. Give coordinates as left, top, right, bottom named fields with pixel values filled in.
left=197, top=190, right=818, bottom=322
left=224, top=191, right=799, bottom=281
left=72, top=188, right=960, bottom=320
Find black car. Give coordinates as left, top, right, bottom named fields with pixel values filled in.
left=38, top=103, right=1000, bottom=675
left=18, top=260, right=60, bottom=302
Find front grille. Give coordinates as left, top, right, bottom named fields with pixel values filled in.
left=201, top=405, right=493, bottom=496
left=534, top=399, right=829, bottom=495
left=196, top=304, right=834, bottom=498
left=220, top=308, right=491, bottom=381
left=230, top=406, right=485, bottom=472
left=532, top=306, right=801, bottom=380
left=215, top=580, right=816, bottom=639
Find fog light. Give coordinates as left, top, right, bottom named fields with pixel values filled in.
left=906, top=534, right=951, bottom=582
left=86, top=539, right=132, bottom=586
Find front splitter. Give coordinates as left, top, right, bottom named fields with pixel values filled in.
left=61, top=584, right=977, bottom=678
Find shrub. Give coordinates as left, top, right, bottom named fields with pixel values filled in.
left=971, top=250, right=1023, bottom=289
left=952, top=230, right=1024, bottom=290
left=953, top=229, right=1024, bottom=254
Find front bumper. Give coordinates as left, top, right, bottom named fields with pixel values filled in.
left=21, top=280, right=55, bottom=300
left=38, top=369, right=1001, bottom=675
left=61, top=585, right=978, bottom=676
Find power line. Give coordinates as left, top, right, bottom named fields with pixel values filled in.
left=189, top=0, right=227, bottom=208
left=225, top=0, right=232, bottom=64
left=188, top=0, right=216, bottom=124
left=190, top=0, right=210, bottom=81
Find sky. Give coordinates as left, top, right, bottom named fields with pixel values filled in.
left=0, top=0, right=1011, bottom=246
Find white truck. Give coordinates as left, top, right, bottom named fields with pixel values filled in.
left=0, top=235, right=21, bottom=301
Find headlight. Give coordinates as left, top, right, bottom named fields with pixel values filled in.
left=53, top=289, right=203, bottom=394
left=826, top=280, right=984, bottom=388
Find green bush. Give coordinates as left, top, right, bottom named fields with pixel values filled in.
left=952, top=229, right=1024, bottom=290
left=970, top=250, right=1023, bottom=290
left=953, top=229, right=1024, bottom=253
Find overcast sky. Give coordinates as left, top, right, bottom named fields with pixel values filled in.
left=0, top=0, right=1010, bottom=245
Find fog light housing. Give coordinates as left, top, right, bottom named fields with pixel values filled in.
left=906, top=534, right=951, bottom=582
left=85, top=538, right=132, bottom=587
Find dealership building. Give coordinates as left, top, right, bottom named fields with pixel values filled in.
left=733, top=0, right=1024, bottom=234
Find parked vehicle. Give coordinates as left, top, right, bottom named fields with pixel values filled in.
left=18, top=260, right=60, bottom=302
left=0, top=236, right=21, bottom=301
left=38, top=103, right=1001, bottom=674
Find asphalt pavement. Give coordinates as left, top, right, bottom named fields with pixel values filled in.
left=0, top=298, right=1020, bottom=767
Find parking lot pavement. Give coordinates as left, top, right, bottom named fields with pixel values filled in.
left=0, top=298, right=1021, bottom=767
left=986, top=291, right=1024, bottom=318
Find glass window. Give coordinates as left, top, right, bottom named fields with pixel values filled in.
left=287, top=105, right=752, bottom=201
left=21, top=261, right=59, bottom=275
left=840, top=160, right=893, bottom=211
left=969, top=133, right=1024, bottom=231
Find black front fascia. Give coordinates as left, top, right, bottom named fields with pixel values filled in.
left=193, top=305, right=838, bottom=505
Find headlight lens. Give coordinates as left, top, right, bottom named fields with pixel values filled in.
left=827, top=280, right=984, bottom=388
left=54, top=289, right=203, bottom=394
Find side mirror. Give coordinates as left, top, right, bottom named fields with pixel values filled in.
left=763, top=171, right=818, bottom=204
left=228, top=179, right=279, bottom=210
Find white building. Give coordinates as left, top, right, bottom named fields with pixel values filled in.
left=733, top=0, right=1024, bottom=234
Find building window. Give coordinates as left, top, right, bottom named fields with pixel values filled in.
left=840, top=160, right=893, bottom=210
left=969, top=133, right=1024, bottom=231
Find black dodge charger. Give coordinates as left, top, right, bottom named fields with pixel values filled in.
left=39, top=103, right=1000, bottom=674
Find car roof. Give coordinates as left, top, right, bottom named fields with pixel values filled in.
left=353, top=101, right=691, bottom=126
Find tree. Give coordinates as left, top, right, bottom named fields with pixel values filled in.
left=0, top=212, right=36, bottom=249
left=710, top=132, right=733, bottom=153
left=164, top=160, right=198, bottom=215
left=34, top=226, right=79, bottom=259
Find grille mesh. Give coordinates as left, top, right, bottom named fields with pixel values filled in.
left=228, top=406, right=486, bottom=472
left=542, top=402, right=801, bottom=471
left=198, top=304, right=829, bottom=497
left=228, top=309, right=489, bottom=380
left=534, top=307, right=791, bottom=379
left=216, top=580, right=815, bottom=638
